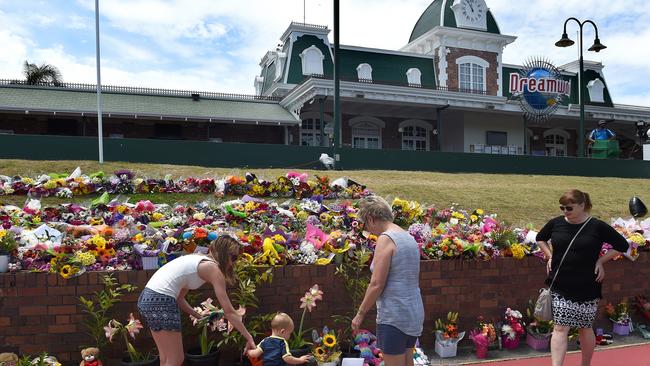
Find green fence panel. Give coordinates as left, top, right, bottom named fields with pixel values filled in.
left=1, top=134, right=650, bottom=178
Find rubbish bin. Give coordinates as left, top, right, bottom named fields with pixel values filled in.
left=591, top=140, right=619, bottom=159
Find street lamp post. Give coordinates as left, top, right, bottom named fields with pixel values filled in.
left=555, top=18, right=606, bottom=158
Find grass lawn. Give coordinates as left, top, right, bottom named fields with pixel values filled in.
left=1, top=159, right=648, bottom=228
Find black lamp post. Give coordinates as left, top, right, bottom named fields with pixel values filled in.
left=555, top=18, right=606, bottom=158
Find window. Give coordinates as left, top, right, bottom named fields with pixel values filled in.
left=299, top=46, right=324, bottom=76
left=154, top=123, right=183, bottom=140
left=456, top=56, right=489, bottom=92
left=486, top=131, right=507, bottom=146
left=406, top=68, right=422, bottom=86
left=349, top=118, right=383, bottom=149
left=587, top=79, right=605, bottom=103
left=356, top=63, right=373, bottom=82
left=400, top=120, right=431, bottom=151
left=300, top=118, right=324, bottom=146
left=544, top=130, right=569, bottom=157
left=47, top=118, right=78, bottom=136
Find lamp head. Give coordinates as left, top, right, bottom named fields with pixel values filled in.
left=555, top=33, right=575, bottom=47
left=588, top=38, right=607, bottom=52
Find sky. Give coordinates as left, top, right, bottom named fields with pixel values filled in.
left=1, top=0, right=649, bottom=106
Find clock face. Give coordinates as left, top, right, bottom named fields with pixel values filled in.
left=461, top=0, right=485, bottom=23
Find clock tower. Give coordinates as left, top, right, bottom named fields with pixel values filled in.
left=451, top=0, right=488, bottom=31
left=401, top=0, right=516, bottom=96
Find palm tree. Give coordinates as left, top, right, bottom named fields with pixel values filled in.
left=23, top=61, right=63, bottom=86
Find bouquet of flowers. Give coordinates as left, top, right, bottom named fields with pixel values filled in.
left=312, top=326, right=341, bottom=364
left=606, top=300, right=631, bottom=325
left=469, top=316, right=497, bottom=358
left=525, top=301, right=553, bottom=339
left=289, top=284, right=323, bottom=350
left=434, top=312, right=465, bottom=358
left=635, top=295, right=650, bottom=321
left=0, top=228, right=18, bottom=255
left=501, top=308, right=525, bottom=345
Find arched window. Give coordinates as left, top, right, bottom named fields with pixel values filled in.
left=400, top=120, right=431, bottom=151
left=350, top=116, right=384, bottom=149
left=406, top=68, right=422, bottom=86
left=300, top=46, right=325, bottom=76
left=543, top=129, right=569, bottom=157
left=456, top=56, right=489, bottom=92
left=356, top=63, right=373, bottom=82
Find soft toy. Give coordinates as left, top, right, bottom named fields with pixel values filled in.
left=79, top=348, right=102, bottom=366
left=353, top=329, right=383, bottom=366
left=0, top=352, right=18, bottom=366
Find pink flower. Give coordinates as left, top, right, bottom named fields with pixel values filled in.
left=104, top=320, right=119, bottom=342
left=300, top=284, right=324, bottom=312
left=306, top=224, right=329, bottom=250
left=125, top=313, right=143, bottom=339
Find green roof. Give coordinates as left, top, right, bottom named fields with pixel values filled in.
left=409, top=0, right=501, bottom=42
left=0, top=85, right=298, bottom=124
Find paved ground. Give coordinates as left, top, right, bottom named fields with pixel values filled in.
left=424, top=322, right=650, bottom=366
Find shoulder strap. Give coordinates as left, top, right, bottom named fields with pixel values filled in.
left=549, top=217, right=592, bottom=290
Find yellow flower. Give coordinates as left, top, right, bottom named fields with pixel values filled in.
left=33, top=216, right=41, bottom=224
left=510, top=243, right=525, bottom=259
left=323, top=334, right=337, bottom=347
left=22, top=178, right=34, bottom=184
left=314, top=347, right=326, bottom=357
left=152, top=212, right=164, bottom=221
left=630, top=233, right=645, bottom=245
left=0, top=230, right=5, bottom=240
left=476, top=209, right=484, bottom=215
left=470, top=215, right=478, bottom=222
left=60, top=265, right=73, bottom=279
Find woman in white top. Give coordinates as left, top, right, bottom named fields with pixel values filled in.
left=137, top=235, right=256, bottom=366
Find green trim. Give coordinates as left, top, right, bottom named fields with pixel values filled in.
left=582, top=69, right=614, bottom=107
left=287, top=35, right=333, bottom=85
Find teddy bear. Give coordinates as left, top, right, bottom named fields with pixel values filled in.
left=353, top=329, right=383, bottom=366
left=79, top=348, right=102, bottom=366
left=0, top=352, right=18, bottom=366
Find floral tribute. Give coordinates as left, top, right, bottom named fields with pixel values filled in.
left=500, top=308, right=525, bottom=349
left=311, top=326, right=341, bottom=364
left=0, top=168, right=370, bottom=199
left=104, top=313, right=154, bottom=363
left=605, top=300, right=631, bottom=325
left=0, top=170, right=647, bottom=278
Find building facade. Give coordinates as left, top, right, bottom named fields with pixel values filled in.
left=1, top=0, right=649, bottom=159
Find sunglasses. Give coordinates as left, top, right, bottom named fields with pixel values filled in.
left=559, top=205, right=574, bottom=212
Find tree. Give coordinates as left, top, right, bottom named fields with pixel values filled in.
left=23, top=60, right=63, bottom=86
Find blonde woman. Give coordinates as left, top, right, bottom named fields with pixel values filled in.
left=137, top=236, right=256, bottom=366
left=352, top=196, right=424, bottom=366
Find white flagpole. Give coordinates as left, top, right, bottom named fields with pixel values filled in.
left=95, top=0, right=104, bottom=164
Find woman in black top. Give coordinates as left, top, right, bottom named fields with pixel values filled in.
left=536, top=189, right=628, bottom=366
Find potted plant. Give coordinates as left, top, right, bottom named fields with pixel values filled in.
left=469, top=316, right=497, bottom=359
left=288, top=284, right=324, bottom=356
left=500, top=308, right=525, bottom=349
left=332, top=248, right=371, bottom=358
left=312, top=326, right=341, bottom=366
left=104, top=313, right=158, bottom=366
left=525, top=302, right=553, bottom=351
left=217, top=257, right=274, bottom=366
left=0, top=229, right=18, bottom=273
left=187, top=298, right=228, bottom=366
left=433, top=312, right=465, bottom=358
left=606, top=300, right=632, bottom=335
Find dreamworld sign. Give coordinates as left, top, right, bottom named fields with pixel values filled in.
left=509, top=58, right=572, bottom=121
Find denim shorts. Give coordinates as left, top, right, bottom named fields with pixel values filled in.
left=376, top=324, right=417, bottom=355
left=137, top=288, right=182, bottom=332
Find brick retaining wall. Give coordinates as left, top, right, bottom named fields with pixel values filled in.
left=1, top=254, right=648, bottom=364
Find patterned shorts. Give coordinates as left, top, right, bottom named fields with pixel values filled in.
left=551, top=291, right=599, bottom=328
left=137, top=288, right=182, bottom=332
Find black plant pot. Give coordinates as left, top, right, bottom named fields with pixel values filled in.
left=629, top=196, right=648, bottom=218
left=185, top=347, right=220, bottom=366
left=121, top=356, right=159, bottom=366
left=290, top=345, right=312, bottom=357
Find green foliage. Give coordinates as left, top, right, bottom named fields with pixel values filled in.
left=217, top=260, right=274, bottom=352
left=0, top=229, right=18, bottom=254
left=332, top=248, right=371, bottom=346
left=491, top=228, right=517, bottom=249
left=78, top=274, right=137, bottom=350
left=23, top=61, right=62, bottom=86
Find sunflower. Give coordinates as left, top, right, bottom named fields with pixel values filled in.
left=314, top=347, right=326, bottom=357
left=323, top=334, right=337, bottom=348
left=60, top=265, right=73, bottom=279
